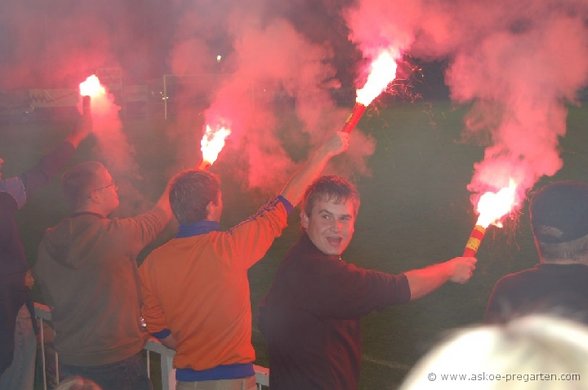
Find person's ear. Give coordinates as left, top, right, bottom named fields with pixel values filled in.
left=300, top=210, right=309, bottom=229
left=88, top=189, right=100, bottom=203
left=206, top=201, right=214, bottom=218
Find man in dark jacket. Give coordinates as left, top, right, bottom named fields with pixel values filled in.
left=259, top=175, right=477, bottom=390
left=486, top=181, right=588, bottom=324
left=0, top=116, right=90, bottom=389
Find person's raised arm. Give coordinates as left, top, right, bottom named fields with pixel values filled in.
left=280, top=131, right=349, bottom=206
left=65, top=107, right=93, bottom=148
left=125, top=175, right=174, bottom=243
left=21, top=108, right=93, bottom=194
left=404, top=256, right=477, bottom=300
left=152, top=176, right=173, bottom=221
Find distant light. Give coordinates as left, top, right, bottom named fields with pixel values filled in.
left=216, top=55, right=222, bottom=63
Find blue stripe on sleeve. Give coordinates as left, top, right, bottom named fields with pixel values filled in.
left=277, top=195, right=294, bottom=214
left=152, top=328, right=171, bottom=339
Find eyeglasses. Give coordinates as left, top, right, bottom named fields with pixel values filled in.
left=93, top=182, right=117, bottom=192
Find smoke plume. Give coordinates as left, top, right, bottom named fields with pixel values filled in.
left=166, top=1, right=375, bottom=193
left=85, top=88, right=148, bottom=214
left=4, top=0, right=587, bottom=205
left=346, top=0, right=588, bottom=208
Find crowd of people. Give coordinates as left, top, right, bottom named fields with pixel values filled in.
left=1, top=110, right=587, bottom=390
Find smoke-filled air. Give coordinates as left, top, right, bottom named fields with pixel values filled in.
left=347, top=0, right=588, bottom=212
left=1, top=0, right=587, bottom=203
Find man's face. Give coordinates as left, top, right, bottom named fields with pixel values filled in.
left=92, top=167, right=119, bottom=214
left=301, top=196, right=356, bottom=256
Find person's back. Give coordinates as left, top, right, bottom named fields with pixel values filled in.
left=34, top=161, right=172, bottom=390
left=486, top=181, right=588, bottom=324
left=35, top=211, right=165, bottom=364
left=486, top=263, right=588, bottom=323
left=140, top=195, right=291, bottom=372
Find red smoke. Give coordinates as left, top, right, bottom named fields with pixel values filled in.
left=83, top=81, right=147, bottom=214
left=4, top=0, right=587, bottom=208
left=346, top=0, right=588, bottom=209
left=169, top=6, right=375, bottom=192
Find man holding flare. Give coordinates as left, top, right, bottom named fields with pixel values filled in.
left=259, top=175, right=477, bottom=390
left=34, top=162, right=174, bottom=389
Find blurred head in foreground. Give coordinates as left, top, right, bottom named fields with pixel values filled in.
left=55, top=376, right=102, bottom=390
left=399, top=314, right=588, bottom=389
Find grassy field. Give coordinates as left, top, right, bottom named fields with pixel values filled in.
left=3, top=100, right=587, bottom=389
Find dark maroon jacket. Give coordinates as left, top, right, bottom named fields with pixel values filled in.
left=485, top=263, right=588, bottom=324
left=259, top=233, right=411, bottom=390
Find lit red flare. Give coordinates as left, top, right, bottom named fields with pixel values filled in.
left=79, top=75, right=105, bottom=116
left=341, top=103, right=367, bottom=133
left=463, top=179, right=518, bottom=256
left=356, top=49, right=398, bottom=106
left=79, top=75, right=105, bottom=98
left=198, top=124, right=231, bottom=170
left=340, top=48, right=398, bottom=133
left=463, top=225, right=486, bottom=257
left=476, top=179, right=518, bottom=228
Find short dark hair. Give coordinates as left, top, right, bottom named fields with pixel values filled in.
left=302, top=175, right=360, bottom=217
left=62, top=161, right=105, bottom=209
left=531, top=181, right=588, bottom=260
left=169, top=169, right=220, bottom=225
